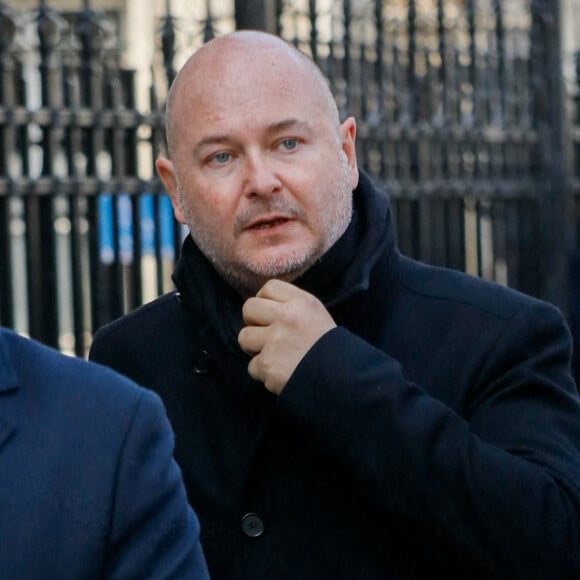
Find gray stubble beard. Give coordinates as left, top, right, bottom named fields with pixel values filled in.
left=177, top=154, right=353, bottom=298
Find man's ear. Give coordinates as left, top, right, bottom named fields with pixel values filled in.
left=156, top=157, right=186, bottom=224
left=339, top=116, right=359, bottom=190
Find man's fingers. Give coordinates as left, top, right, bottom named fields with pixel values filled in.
left=255, top=279, right=303, bottom=301
left=244, top=280, right=317, bottom=327
left=242, top=296, right=280, bottom=326
left=242, top=279, right=302, bottom=326
left=238, top=325, right=267, bottom=355
left=246, top=355, right=264, bottom=384
left=240, top=280, right=336, bottom=395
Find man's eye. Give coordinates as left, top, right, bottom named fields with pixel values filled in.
left=212, top=152, right=231, bottom=164
left=279, top=139, right=298, bottom=151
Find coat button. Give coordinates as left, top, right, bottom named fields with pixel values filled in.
left=193, top=349, right=211, bottom=374
left=241, top=513, right=264, bottom=538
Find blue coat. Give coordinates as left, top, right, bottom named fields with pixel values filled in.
left=90, top=172, right=580, bottom=579
left=0, top=328, right=209, bottom=579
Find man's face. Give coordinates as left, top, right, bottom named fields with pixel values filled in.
left=159, top=44, right=358, bottom=296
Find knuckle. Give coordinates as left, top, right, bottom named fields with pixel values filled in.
left=242, top=297, right=256, bottom=317
left=247, top=356, right=259, bottom=378
left=305, top=292, right=321, bottom=309
left=285, top=309, right=304, bottom=332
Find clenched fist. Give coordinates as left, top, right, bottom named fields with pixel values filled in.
left=238, top=279, right=337, bottom=394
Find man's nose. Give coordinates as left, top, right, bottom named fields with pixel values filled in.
left=242, top=152, right=282, bottom=197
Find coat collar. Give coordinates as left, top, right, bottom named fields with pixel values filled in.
left=0, top=329, right=18, bottom=452
left=170, top=171, right=397, bottom=393
left=173, top=170, right=395, bottom=314
left=0, top=329, right=19, bottom=394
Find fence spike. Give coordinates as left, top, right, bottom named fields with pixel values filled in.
left=0, top=3, right=16, bottom=53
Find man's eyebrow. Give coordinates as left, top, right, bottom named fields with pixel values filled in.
left=264, top=119, right=311, bottom=134
left=194, top=119, right=312, bottom=152
left=194, top=134, right=234, bottom=151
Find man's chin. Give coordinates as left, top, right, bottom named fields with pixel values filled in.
left=229, top=263, right=309, bottom=297
left=248, top=258, right=313, bottom=282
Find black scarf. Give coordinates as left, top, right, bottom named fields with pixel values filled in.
left=172, top=171, right=395, bottom=386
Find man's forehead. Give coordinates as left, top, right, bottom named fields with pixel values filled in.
left=166, top=33, right=339, bottom=154
left=174, top=61, right=325, bottom=121
left=182, top=52, right=306, bottom=93
left=173, top=35, right=319, bottom=101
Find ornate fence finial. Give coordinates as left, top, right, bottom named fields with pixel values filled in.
left=160, top=1, right=177, bottom=88
left=37, top=0, right=63, bottom=59
left=203, top=0, right=216, bottom=43
left=407, top=0, right=417, bottom=123
left=436, top=0, right=447, bottom=119
left=467, top=0, right=477, bottom=125
left=576, top=50, right=580, bottom=124
left=493, top=0, right=506, bottom=119
left=0, top=2, right=17, bottom=53
left=76, top=3, right=104, bottom=59
left=308, top=0, right=317, bottom=62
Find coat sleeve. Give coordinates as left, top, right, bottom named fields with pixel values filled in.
left=278, top=300, right=580, bottom=579
left=103, top=389, right=209, bottom=580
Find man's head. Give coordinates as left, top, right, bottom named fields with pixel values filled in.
left=157, top=31, right=359, bottom=297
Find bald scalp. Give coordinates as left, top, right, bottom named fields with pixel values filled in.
left=164, top=31, right=339, bottom=159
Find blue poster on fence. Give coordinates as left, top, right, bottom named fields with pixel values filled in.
left=98, top=193, right=176, bottom=265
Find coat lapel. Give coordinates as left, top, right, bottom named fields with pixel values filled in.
left=0, top=416, right=15, bottom=453
left=0, top=329, right=19, bottom=452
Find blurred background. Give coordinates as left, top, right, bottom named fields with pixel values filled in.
left=0, top=0, right=578, bottom=378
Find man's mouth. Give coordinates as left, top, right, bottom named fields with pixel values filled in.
left=250, top=218, right=290, bottom=230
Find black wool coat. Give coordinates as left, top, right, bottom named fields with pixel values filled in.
left=90, top=172, right=580, bottom=580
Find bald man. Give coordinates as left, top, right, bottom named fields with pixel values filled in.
left=90, top=31, right=580, bottom=579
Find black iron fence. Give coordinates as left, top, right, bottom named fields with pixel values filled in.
left=0, top=0, right=577, bottom=360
